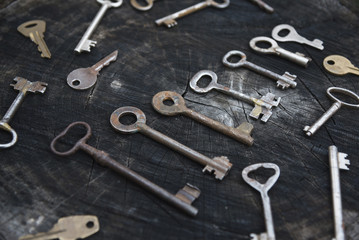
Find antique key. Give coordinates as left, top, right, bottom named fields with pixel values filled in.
left=0, top=77, right=47, bottom=149
left=242, top=163, right=280, bottom=240
left=67, top=50, right=118, bottom=90
left=323, top=55, right=359, bottom=76
left=247, top=0, right=274, bottom=13
left=152, top=91, right=254, bottom=146
left=190, top=70, right=281, bottom=122
left=304, top=87, right=359, bottom=136
left=131, top=0, right=156, bottom=11
left=222, top=50, right=297, bottom=89
left=19, top=215, right=99, bottom=240
left=51, top=122, right=200, bottom=216
left=250, top=36, right=311, bottom=67
left=110, top=106, right=232, bottom=180
left=17, top=20, right=51, bottom=59
left=155, top=0, right=230, bottom=28
left=272, top=24, right=324, bottom=50
left=75, top=0, right=123, bottom=53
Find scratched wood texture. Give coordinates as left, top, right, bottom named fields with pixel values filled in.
left=1, top=0, right=359, bottom=239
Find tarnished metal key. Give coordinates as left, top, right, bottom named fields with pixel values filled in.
left=0, top=77, right=47, bottom=149
left=223, top=50, right=297, bottom=89
left=155, top=0, right=230, bottom=28
left=131, top=0, right=156, bottom=11
left=75, top=0, right=123, bottom=53
left=51, top=122, right=200, bottom=217
left=323, top=55, right=359, bottom=76
left=190, top=70, right=280, bottom=122
left=304, top=87, right=359, bottom=136
left=17, top=20, right=51, bottom=59
left=67, top=50, right=118, bottom=90
left=242, top=163, right=280, bottom=240
left=152, top=91, right=254, bottom=146
left=110, top=106, right=232, bottom=180
left=19, top=215, right=99, bottom=240
left=248, top=0, right=274, bottom=13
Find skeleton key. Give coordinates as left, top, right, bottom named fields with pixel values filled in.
left=250, top=36, right=312, bottom=67
left=17, top=20, right=51, bottom=59
left=51, top=122, right=200, bottom=217
left=111, top=106, right=232, bottom=180
left=223, top=50, right=297, bottom=89
left=152, top=91, right=254, bottom=146
left=67, top=50, right=118, bottom=90
left=304, top=87, right=359, bottom=136
left=272, top=24, right=324, bottom=50
left=242, top=163, right=280, bottom=240
left=75, top=0, right=123, bottom=53
left=131, top=0, right=156, bottom=11
left=19, top=215, right=99, bottom=240
left=190, top=70, right=281, bottom=122
left=155, top=0, right=230, bottom=28
left=248, top=0, right=274, bottom=13
left=0, top=77, right=47, bottom=149
left=323, top=55, right=359, bottom=76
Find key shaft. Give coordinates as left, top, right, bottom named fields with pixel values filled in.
left=275, top=47, right=310, bottom=67
left=248, top=0, right=274, bottom=13
left=260, top=191, right=275, bottom=240
left=32, top=30, right=51, bottom=58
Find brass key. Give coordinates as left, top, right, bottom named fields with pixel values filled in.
left=323, top=55, right=359, bottom=76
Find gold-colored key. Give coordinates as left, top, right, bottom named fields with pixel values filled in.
left=323, top=55, right=359, bottom=76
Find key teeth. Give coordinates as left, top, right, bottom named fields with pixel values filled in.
left=203, top=156, right=232, bottom=180
left=164, top=19, right=178, bottom=28
left=175, top=183, right=201, bottom=204
left=338, top=152, right=350, bottom=170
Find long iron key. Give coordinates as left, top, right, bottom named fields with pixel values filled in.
left=323, top=55, right=359, bottom=76
left=51, top=122, right=200, bottom=217
left=242, top=163, right=280, bottom=240
left=75, top=0, right=123, bottom=53
left=110, top=106, right=232, bottom=180
left=152, top=91, right=254, bottom=146
left=155, top=0, right=230, bottom=28
left=190, top=70, right=281, bottom=122
left=0, top=77, right=47, bottom=149
left=304, top=87, right=359, bottom=136
left=19, top=215, right=99, bottom=240
left=223, top=50, right=297, bottom=89
left=17, top=20, right=51, bottom=59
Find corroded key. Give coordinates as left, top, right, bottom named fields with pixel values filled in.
left=323, top=55, right=359, bottom=76
left=131, top=0, right=156, bottom=11
left=110, top=106, right=232, bottom=180
left=152, top=91, right=254, bottom=146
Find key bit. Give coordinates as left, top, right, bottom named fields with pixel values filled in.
left=337, top=152, right=350, bottom=170
left=175, top=184, right=201, bottom=205
left=11, top=77, right=48, bottom=93
left=323, top=55, right=359, bottom=76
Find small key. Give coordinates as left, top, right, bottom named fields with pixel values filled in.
left=223, top=50, right=297, bottom=89
left=51, top=122, right=200, bottom=217
left=67, top=50, right=118, bottom=90
left=152, top=91, right=254, bottom=146
left=272, top=24, right=324, bottom=50
left=304, top=87, right=359, bottom=136
left=131, top=0, right=156, bottom=11
left=323, top=55, right=359, bottom=76
left=0, top=77, right=47, bottom=149
left=190, top=70, right=281, bottom=122
left=250, top=36, right=312, bottom=67
left=19, top=215, right=99, bottom=240
left=242, top=163, right=280, bottom=240
left=155, top=0, right=230, bottom=28
left=248, top=0, right=274, bottom=13
left=17, top=20, right=51, bottom=59
left=110, top=106, right=232, bottom=180
left=75, top=0, right=123, bottom=53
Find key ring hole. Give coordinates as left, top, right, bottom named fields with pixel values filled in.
left=327, top=87, right=359, bottom=108
left=110, top=107, right=146, bottom=134
left=327, top=60, right=335, bottom=65
left=72, top=80, right=81, bottom=86
left=0, top=123, right=18, bottom=149
left=248, top=167, right=276, bottom=185
left=86, top=221, right=95, bottom=228
left=119, top=113, right=138, bottom=125
left=277, top=29, right=290, bottom=37
left=222, top=50, right=247, bottom=68
left=163, top=99, right=175, bottom=106
left=250, top=37, right=277, bottom=53
left=256, top=41, right=272, bottom=49
left=211, top=0, right=230, bottom=8
left=25, top=23, right=37, bottom=28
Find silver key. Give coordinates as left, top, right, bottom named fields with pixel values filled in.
left=250, top=36, right=312, bottom=67
left=190, top=70, right=281, bottom=122
left=304, top=87, right=359, bottom=136
left=75, top=0, right=123, bottom=53
left=110, top=106, right=232, bottom=180
left=272, top=24, right=324, bottom=50
left=223, top=50, right=297, bottom=89
left=155, top=0, right=230, bottom=28
left=131, top=0, right=156, bottom=11
left=67, top=50, right=118, bottom=90
left=242, top=163, right=280, bottom=240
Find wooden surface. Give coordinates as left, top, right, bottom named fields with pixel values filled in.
left=1, top=0, right=359, bottom=239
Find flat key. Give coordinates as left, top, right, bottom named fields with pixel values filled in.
left=323, top=55, right=359, bottom=76
left=223, top=50, right=297, bottom=89
left=110, top=106, right=232, bottom=180
left=248, top=0, right=274, bottom=13
left=272, top=24, right=324, bottom=50
left=152, top=91, right=254, bottom=146
left=67, top=50, right=118, bottom=90
left=51, top=122, right=200, bottom=217
left=242, top=163, right=280, bottom=240
left=131, top=0, right=156, bottom=11
left=155, top=0, right=230, bottom=28
left=19, top=215, right=100, bottom=240
left=17, top=20, right=51, bottom=59
left=190, top=70, right=281, bottom=122
left=75, top=0, right=123, bottom=53
left=304, top=87, right=359, bottom=136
